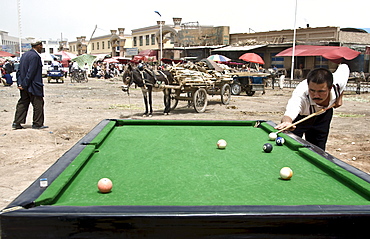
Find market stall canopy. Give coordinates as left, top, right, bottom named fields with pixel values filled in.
left=71, top=54, right=97, bottom=69
left=276, top=45, right=360, bottom=63
left=113, top=57, right=132, bottom=64
left=138, top=49, right=157, bottom=56
left=40, top=53, right=55, bottom=62
left=93, top=54, right=110, bottom=62
left=55, top=51, right=77, bottom=67
left=132, top=55, right=157, bottom=63
left=0, top=51, right=15, bottom=57
left=104, top=58, right=119, bottom=63
left=200, top=59, right=223, bottom=71
left=239, top=53, right=265, bottom=64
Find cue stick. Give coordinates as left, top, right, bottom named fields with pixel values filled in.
left=276, top=103, right=336, bottom=134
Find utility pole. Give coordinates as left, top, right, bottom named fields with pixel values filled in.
left=17, top=0, right=22, bottom=57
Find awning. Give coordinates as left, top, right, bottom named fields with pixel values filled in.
left=276, top=45, right=360, bottom=63
left=132, top=55, right=157, bottom=63
left=93, top=54, right=110, bottom=61
left=55, top=51, right=77, bottom=67
left=0, top=50, right=15, bottom=57
left=212, top=45, right=266, bottom=52
left=138, top=49, right=157, bottom=56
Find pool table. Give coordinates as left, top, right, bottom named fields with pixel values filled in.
left=2, top=119, right=370, bottom=238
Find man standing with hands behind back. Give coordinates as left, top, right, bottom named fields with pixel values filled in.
left=12, top=41, right=48, bottom=130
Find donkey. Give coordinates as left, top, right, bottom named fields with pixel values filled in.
left=122, top=64, right=174, bottom=116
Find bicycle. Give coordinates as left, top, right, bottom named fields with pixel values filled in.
left=70, top=69, right=88, bottom=83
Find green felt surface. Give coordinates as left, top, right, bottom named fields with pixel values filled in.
left=36, top=120, right=370, bottom=207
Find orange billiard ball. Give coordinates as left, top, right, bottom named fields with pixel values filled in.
left=97, top=178, right=113, bottom=193
left=280, top=167, right=293, bottom=180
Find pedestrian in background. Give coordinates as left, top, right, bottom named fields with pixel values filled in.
left=12, top=41, right=48, bottom=129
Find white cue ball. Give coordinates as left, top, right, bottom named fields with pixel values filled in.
left=269, top=132, right=278, bottom=141
left=217, top=139, right=227, bottom=149
left=280, top=167, right=293, bottom=180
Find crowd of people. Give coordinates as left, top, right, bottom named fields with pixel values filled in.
left=62, top=61, right=124, bottom=80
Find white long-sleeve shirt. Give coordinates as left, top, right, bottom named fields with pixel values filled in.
left=284, top=64, right=350, bottom=121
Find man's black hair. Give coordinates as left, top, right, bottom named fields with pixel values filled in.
left=306, top=68, right=333, bottom=88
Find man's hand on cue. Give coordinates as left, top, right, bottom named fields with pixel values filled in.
left=275, top=121, right=296, bottom=131
left=275, top=116, right=295, bottom=131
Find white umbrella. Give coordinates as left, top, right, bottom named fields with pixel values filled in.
left=207, top=54, right=231, bottom=62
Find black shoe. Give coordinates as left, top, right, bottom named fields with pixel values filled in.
left=12, top=123, right=24, bottom=129
left=32, top=125, right=49, bottom=129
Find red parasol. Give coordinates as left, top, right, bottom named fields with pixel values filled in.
left=239, top=53, right=265, bottom=64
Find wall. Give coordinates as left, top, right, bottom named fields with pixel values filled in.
left=230, top=27, right=340, bottom=45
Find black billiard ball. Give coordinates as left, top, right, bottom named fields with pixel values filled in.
left=263, top=143, right=273, bottom=153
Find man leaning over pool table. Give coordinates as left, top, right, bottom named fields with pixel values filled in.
left=275, top=64, right=350, bottom=150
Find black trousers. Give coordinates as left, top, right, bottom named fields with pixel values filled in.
left=13, top=89, right=44, bottom=127
left=292, top=108, right=333, bottom=150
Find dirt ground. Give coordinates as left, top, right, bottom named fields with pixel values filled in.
left=1, top=76, right=369, bottom=210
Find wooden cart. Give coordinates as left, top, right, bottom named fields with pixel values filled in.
left=167, top=68, right=233, bottom=113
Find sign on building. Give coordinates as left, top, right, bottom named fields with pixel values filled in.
left=125, top=48, right=139, bottom=56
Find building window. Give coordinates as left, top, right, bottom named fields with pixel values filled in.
left=146, top=35, right=150, bottom=46
left=133, top=37, right=137, bottom=47
left=270, top=53, right=284, bottom=68
left=315, top=56, right=328, bottom=69
left=108, top=41, right=111, bottom=49
left=49, top=48, right=54, bottom=54
left=102, top=41, right=105, bottom=49
left=97, top=42, right=100, bottom=50
left=151, top=34, right=156, bottom=45
left=139, top=36, right=143, bottom=46
left=92, top=43, right=94, bottom=50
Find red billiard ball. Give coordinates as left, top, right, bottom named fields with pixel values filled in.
left=97, top=178, right=113, bottom=193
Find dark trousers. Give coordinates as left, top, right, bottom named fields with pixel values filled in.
left=14, top=89, right=44, bottom=127
left=292, top=108, right=333, bottom=150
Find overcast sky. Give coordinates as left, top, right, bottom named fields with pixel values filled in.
left=1, top=0, right=369, bottom=41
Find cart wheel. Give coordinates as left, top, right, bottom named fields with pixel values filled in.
left=193, top=88, right=207, bottom=113
left=170, top=89, right=180, bottom=110
left=231, top=83, right=241, bottom=95
left=221, top=84, right=231, bottom=105
left=246, top=86, right=255, bottom=96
